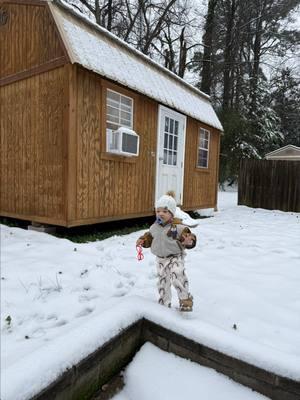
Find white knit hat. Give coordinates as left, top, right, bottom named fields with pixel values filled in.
left=155, top=194, right=177, bottom=215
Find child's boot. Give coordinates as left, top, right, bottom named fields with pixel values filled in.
left=179, top=295, right=193, bottom=312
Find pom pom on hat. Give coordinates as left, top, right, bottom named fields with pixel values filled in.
left=155, top=193, right=177, bottom=215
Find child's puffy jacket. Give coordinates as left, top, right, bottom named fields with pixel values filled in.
left=138, top=218, right=196, bottom=258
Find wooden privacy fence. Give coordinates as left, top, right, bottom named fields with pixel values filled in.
left=238, top=159, right=300, bottom=212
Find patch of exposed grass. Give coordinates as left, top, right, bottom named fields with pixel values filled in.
left=54, top=219, right=152, bottom=243
left=1, top=216, right=154, bottom=243
left=0, top=217, right=28, bottom=229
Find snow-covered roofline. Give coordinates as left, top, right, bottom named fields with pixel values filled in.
left=265, top=144, right=300, bottom=157
left=53, top=0, right=210, bottom=101
left=48, top=0, right=223, bottom=131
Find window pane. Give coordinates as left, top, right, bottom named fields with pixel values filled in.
left=169, top=135, right=173, bottom=150
left=163, top=149, right=168, bottom=164
left=174, top=136, right=178, bottom=150
left=120, top=118, right=131, bottom=127
left=174, top=121, right=178, bottom=135
left=107, top=98, right=119, bottom=108
left=169, top=119, right=174, bottom=134
left=200, top=138, right=208, bottom=150
left=121, top=96, right=132, bottom=107
left=107, top=105, right=119, bottom=118
left=198, top=149, right=208, bottom=167
left=121, top=104, right=132, bottom=114
left=107, top=122, right=118, bottom=130
left=200, top=129, right=209, bottom=141
left=200, top=149, right=207, bottom=159
left=107, top=115, right=119, bottom=124
left=107, top=90, right=120, bottom=103
left=168, top=150, right=172, bottom=165
left=164, top=133, right=168, bottom=149
left=120, top=110, right=132, bottom=127
left=200, top=158, right=208, bottom=167
left=165, top=117, right=169, bottom=132
left=173, top=151, right=177, bottom=166
left=121, top=110, right=131, bottom=119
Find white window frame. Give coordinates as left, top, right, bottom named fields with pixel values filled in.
left=197, top=128, right=210, bottom=168
left=106, top=89, right=134, bottom=131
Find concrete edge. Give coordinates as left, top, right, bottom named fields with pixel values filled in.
left=29, top=318, right=300, bottom=400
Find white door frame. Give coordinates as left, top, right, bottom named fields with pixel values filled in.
left=155, top=105, right=187, bottom=205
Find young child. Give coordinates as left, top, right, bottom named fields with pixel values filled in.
left=136, top=193, right=196, bottom=311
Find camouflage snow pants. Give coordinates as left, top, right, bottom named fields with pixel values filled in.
left=156, top=254, right=190, bottom=307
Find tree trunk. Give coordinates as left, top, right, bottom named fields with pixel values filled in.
left=222, top=0, right=236, bottom=110
left=200, top=0, right=218, bottom=95
left=178, top=27, right=187, bottom=77
left=249, top=1, right=266, bottom=115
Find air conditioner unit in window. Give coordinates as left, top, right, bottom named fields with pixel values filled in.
left=106, top=127, right=140, bottom=157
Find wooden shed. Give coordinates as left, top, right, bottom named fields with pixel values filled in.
left=265, top=145, right=300, bottom=161
left=0, top=0, right=223, bottom=227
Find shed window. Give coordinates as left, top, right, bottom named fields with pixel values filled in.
left=106, top=89, right=139, bottom=157
left=197, top=128, right=210, bottom=168
left=106, top=89, right=133, bottom=130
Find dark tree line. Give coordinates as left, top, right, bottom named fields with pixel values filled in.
left=66, top=0, right=300, bottom=182
left=194, top=0, right=300, bottom=182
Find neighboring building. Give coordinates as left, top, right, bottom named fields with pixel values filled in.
left=0, top=0, right=223, bottom=227
left=265, top=145, right=300, bottom=161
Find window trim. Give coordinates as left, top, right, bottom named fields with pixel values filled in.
left=197, top=128, right=210, bottom=169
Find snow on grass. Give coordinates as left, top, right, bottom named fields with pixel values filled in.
left=1, top=191, right=300, bottom=400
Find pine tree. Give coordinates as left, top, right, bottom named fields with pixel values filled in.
left=271, top=68, right=300, bottom=147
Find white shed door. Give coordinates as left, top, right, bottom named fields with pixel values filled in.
left=156, top=106, right=186, bottom=205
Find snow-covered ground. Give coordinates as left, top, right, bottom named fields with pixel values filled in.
left=1, top=191, right=300, bottom=400
left=113, top=343, right=269, bottom=400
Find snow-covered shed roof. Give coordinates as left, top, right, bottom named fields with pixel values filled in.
left=265, top=145, right=300, bottom=160
left=49, top=0, right=223, bottom=131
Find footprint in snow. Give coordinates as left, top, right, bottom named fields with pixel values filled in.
left=78, top=293, right=99, bottom=302
left=30, top=327, right=46, bottom=338
left=231, top=242, right=243, bottom=247
left=76, top=307, right=94, bottom=318
left=273, top=249, right=284, bottom=254
left=53, top=319, right=68, bottom=328
left=116, top=271, right=131, bottom=279
left=46, top=314, right=57, bottom=320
